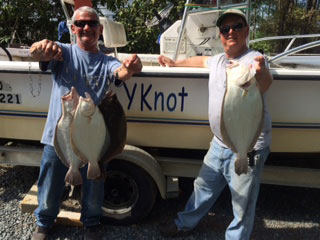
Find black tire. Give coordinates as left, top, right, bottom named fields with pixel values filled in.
left=101, top=160, right=158, bottom=225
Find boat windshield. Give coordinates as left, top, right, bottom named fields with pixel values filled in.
left=250, top=35, right=320, bottom=70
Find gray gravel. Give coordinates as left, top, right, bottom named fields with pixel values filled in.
left=1, top=164, right=320, bottom=240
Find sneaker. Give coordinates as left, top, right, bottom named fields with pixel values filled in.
left=84, top=225, right=102, bottom=240
left=31, top=226, right=49, bottom=240
left=159, top=220, right=184, bottom=238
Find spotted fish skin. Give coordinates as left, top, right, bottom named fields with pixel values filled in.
left=220, top=60, right=264, bottom=175
left=71, top=92, right=110, bottom=179
left=54, top=87, right=84, bottom=185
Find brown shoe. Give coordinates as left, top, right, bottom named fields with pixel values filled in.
left=159, top=220, right=184, bottom=237
left=84, top=225, right=102, bottom=240
left=31, top=226, right=49, bottom=240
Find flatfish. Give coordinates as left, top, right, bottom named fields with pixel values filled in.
left=220, top=60, right=264, bottom=175
left=54, top=87, right=85, bottom=185
left=71, top=92, right=110, bottom=179
left=98, top=91, right=127, bottom=164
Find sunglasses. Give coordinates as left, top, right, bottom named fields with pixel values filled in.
left=74, top=20, right=100, bottom=28
left=219, top=23, right=244, bottom=35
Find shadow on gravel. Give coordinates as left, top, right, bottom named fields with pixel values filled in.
left=3, top=165, right=319, bottom=240
left=0, top=165, right=39, bottom=202
left=145, top=179, right=320, bottom=240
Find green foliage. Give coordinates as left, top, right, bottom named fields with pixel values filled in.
left=1, top=0, right=319, bottom=54
left=250, top=0, right=320, bottom=54
left=0, top=0, right=66, bottom=46
left=101, top=0, right=185, bottom=54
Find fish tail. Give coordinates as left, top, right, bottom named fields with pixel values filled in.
left=87, top=162, right=101, bottom=179
left=65, top=168, right=83, bottom=186
left=234, top=156, right=248, bottom=175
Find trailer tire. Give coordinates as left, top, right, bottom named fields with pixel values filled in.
left=101, top=160, right=157, bottom=225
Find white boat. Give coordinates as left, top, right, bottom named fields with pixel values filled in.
left=1, top=61, right=320, bottom=152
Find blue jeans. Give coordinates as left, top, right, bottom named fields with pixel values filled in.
left=175, top=139, right=270, bottom=240
left=34, top=145, right=104, bottom=228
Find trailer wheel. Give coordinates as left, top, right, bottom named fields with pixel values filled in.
left=101, top=160, right=157, bottom=225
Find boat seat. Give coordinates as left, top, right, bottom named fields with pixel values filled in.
left=100, top=17, right=127, bottom=48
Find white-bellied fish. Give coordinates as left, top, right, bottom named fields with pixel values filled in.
left=54, top=87, right=85, bottom=185
left=71, top=92, right=110, bottom=179
left=220, top=60, right=264, bottom=175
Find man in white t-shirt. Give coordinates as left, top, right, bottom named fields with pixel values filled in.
left=158, top=9, right=272, bottom=240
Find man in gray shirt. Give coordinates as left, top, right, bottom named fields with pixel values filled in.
left=30, top=6, right=142, bottom=240
left=158, top=9, right=272, bottom=240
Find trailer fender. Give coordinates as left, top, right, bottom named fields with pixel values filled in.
left=111, top=144, right=166, bottom=199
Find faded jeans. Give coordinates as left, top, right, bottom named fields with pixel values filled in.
left=34, top=145, right=104, bottom=228
left=175, top=139, right=270, bottom=240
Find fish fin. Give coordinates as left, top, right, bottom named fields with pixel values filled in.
left=53, top=124, right=69, bottom=167
left=87, top=162, right=101, bottom=179
left=65, top=168, right=83, bottom=186
left=248, top=94, right=265, bottom=151
left=234, top=156, right=248, bottom=175
left=220, top=92, right=237, bottom=152
left=71, top=87, right=80, bottom=111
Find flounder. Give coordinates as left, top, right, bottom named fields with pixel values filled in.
left=71, top=92, right=110, bottom=179
left=98, top=91, right=127, bottom=163
left=54, top=87, right=85, bottom=185
left=220, top=60, right=264, bottom=175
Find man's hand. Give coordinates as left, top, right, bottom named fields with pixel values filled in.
left=30, top=39, right=63, bottom=62
left=253, top=56, right=267, bottom=74
left=253, top=55, right=273, bottom=93
left=122, top=54, right=142, bottom=75
left=158, top=55, right=175, bottom=67
left=115, top=54, right=142, bottom=81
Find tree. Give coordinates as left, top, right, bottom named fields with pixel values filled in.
left=250, top=0, right=320, bottom=54
left=0, top=0, right=66, bottom=46
left=100, top=0, right=185, bottom=54
left=0, top=0, right=185, bottom=54
left=1, top=0, right=319, bottom=54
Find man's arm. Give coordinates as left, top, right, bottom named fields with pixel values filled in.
left=253, top=56, right=273, bottom=94
left=114, top=54, right=142, bottom=81
left=30, top=39, right=63, bottom=62
left=158, top=55, right=209, bottom=68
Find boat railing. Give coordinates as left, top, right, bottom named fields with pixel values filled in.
left=249, top=34, right=320, bottom=64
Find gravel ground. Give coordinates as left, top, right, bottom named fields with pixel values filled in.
left=1, top=164, right=320, bottom=240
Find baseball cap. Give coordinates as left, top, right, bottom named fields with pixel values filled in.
left=216, top=9, right=248, bottom=27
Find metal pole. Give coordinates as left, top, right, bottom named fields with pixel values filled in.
left=173, top=0, right=191, bottom=61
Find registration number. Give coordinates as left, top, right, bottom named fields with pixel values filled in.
left=0, top=93, right=22, bottom=104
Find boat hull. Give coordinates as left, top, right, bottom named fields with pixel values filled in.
left=1, top=62, right=320, bottom=153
